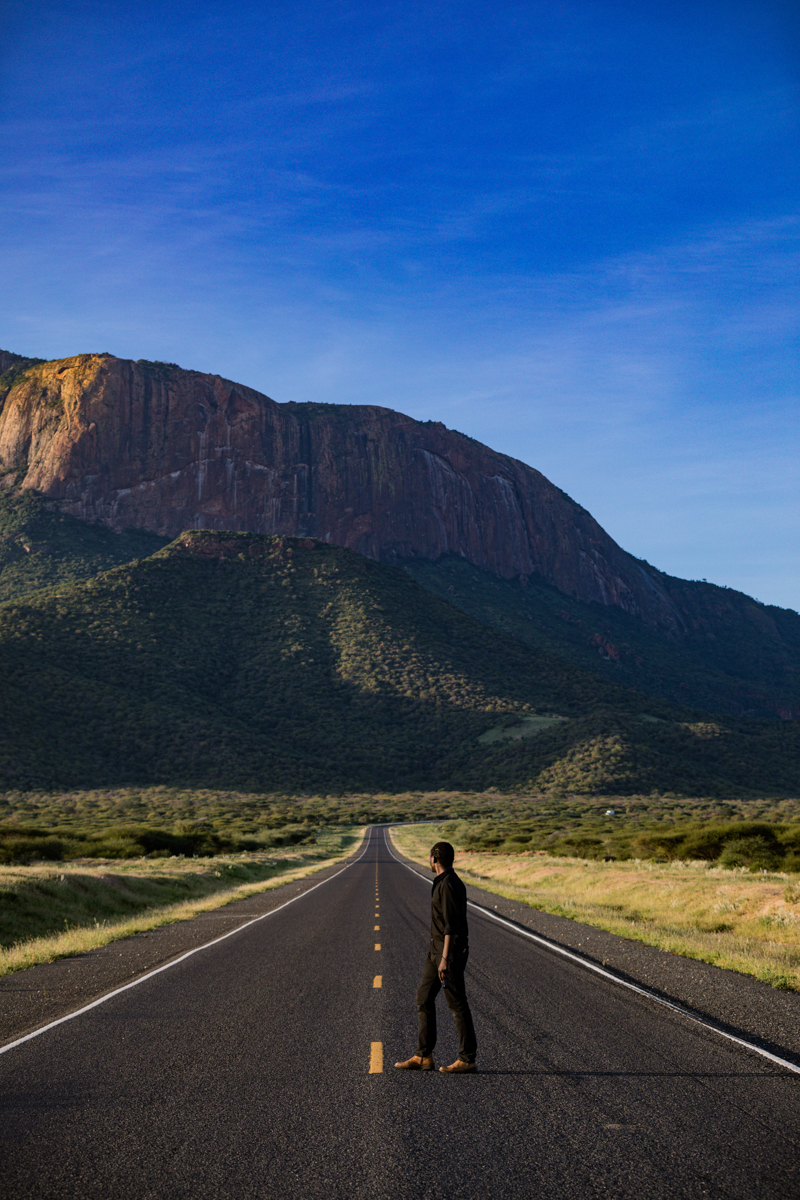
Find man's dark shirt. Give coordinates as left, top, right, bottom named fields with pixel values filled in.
left=429, top=868, right=469, bottom=959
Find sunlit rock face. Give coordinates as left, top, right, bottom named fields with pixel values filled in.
left=0, top=352, right=681, bottom=627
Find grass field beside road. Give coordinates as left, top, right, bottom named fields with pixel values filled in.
left=0, top=827, right=363, bottom=977
left=391, top=824, right=800, bottom=991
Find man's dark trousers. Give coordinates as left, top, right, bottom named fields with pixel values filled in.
left=416, top=949, right=477, bottom=1064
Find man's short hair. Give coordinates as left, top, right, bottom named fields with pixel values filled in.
left=430, top=841, right=455, bottom=868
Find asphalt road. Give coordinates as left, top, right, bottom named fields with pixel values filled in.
left=2, top=828, right=799, bottom=1199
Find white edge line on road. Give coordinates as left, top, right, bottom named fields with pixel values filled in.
left=383, top=829, right=800, bottom=1078
left=0, top=831, right=373, bottom=1057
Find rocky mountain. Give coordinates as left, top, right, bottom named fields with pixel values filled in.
left=0, top=351, right=796, bottom=723
left=0, top=351, right=688, bottom=629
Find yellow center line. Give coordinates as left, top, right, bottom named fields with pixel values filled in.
left=374, top=924, right=380, bottom=930
left=369, top=1042, right=383, bottom=1073
left=373, top=975, right=382, bottom=988
left=375, top=942, right=381, bottom=950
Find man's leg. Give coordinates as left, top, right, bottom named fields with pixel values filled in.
left=441, top=951, right=477, bottom=1063
left=415, top=955, right=441, bottom=1057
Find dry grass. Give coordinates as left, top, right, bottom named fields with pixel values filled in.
left=0, top=829, right=365, bottom=977
left=391, top=824, right=800, bottom=990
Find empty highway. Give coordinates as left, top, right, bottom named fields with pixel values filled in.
left=2, top=827, right=799, bottom=1199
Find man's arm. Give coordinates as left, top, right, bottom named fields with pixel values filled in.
left=438, top=876, right=466, bottom=981
left=438, top=933, right=452, bottom=983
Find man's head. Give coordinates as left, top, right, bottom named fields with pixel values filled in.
left=429, top=841, right=455, bottom=873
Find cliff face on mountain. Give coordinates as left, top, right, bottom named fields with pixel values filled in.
left=11, top=350, right=794, bottom=649
left=0, top=353, right=686, bottom=628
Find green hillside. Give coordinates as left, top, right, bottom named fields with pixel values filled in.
left=2, top=489, right=798, bottom=724
left=0, top=491, right=168, bottom=604
left=403, top=555, right=800, bottom=720
left=0, top=530, right=797, bottom=796
left=0, top=351, right=48, bottom=401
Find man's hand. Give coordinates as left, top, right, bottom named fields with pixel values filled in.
left=438, top=955, right=449, bottom=983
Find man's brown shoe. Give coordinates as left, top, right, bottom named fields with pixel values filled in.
left=439, top=1059, right=477, bottom=1074
left=394, top=1054, right=436, bottom=1071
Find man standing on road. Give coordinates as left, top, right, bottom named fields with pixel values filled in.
left=395, top=841, right=478, bottom=1074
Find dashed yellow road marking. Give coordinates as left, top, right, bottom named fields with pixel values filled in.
left=374, top=924, right=380, bottom=930
left=375, top=943, right=381, bottom=950
left=369, top=1042, right=383, bottom=1073
left=373, top=975, right=382, bottom=988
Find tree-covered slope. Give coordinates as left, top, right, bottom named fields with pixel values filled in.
left=0, top=491, right=168, bottom=604
left=2, top=489, right=796, bottom=724
left=403, top=555, right=800, bottom=721
left=0, top=531, right=797, bottom=796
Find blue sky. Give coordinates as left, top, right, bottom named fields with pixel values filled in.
left=1, top=0, right=798, bottom=608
